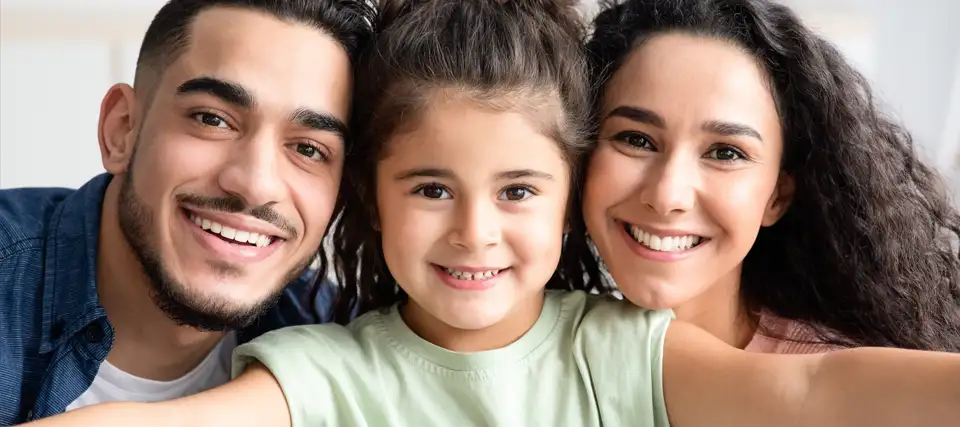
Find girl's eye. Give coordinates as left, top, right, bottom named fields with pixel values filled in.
left=611, top=131, right=656, bottom=150
left=192, top=112, right=230, bottom=129
left=706, top=145, right=746, bottom=162
left=499, top=186, right=534, bottom=202
left=294, top=143, right=328, bottom=162
left=415, top=184, right=451, bottom=200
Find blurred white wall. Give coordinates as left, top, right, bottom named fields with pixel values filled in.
left=1, top=0, right=958, bottom=197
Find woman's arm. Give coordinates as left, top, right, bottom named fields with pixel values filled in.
left=26, top=363, right=290, bottom=427
left=663, top=321, right=960, bottom=427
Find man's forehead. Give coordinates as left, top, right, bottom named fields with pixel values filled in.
left=159, top=6, right=352, bottom=116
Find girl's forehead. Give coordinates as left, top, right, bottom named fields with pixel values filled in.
left=377, top=99, right=571, bottom=183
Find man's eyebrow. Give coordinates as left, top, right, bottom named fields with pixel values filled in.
left=289, top=108, right=347, bottom=139
left=176, top=77, right=255, bottom=109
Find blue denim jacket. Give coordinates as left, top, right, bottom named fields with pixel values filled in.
left=0, top=174, right=337, bottom=424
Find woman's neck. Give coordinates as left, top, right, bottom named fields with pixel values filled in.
left=671, top=266, right=758, bottom=349
left=400, top=290, right=545, bottom=352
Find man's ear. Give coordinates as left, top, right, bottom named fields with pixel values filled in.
left=761, top=172, right=795, bottom=227
left=98, top=83, right=140, bottom=175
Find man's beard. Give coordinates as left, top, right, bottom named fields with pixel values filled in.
left=116, top=170, right=313, bottom=332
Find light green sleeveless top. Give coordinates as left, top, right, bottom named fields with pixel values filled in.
left=233, top=290, right=673, bottom=426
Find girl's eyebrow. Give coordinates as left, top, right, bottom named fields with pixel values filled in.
left=394, top=168, right=453, bottom=180
left=394, top=168, right=554, bottom=181
left=496, top=169, right=553, bottom=180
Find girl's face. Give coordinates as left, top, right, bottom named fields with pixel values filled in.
left=376, top=95, right=570, bottom=351
left=583, top=33, right=792, bottom=310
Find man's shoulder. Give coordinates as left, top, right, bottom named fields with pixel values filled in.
left=0, top=186, right=75, bottom=256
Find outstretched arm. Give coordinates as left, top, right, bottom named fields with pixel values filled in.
left=26, top=363, right=290, bottom=427
left=663, top=321, right=960, bottom=427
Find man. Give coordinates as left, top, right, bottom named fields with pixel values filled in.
left=0, top=0, right=374, bottom=423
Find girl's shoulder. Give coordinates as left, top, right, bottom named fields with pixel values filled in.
left=561, top=291, right=673, bottom=426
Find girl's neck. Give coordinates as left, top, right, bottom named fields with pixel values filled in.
left=671, top=266, right=758, bottom=349
left=400, top=290, right=546, bottom=352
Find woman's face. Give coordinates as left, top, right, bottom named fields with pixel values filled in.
left=582, top=33, right=792, bottom=310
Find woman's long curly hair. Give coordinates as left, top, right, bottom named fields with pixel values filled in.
left=324, top=0, right=609, bottom=323
left=569, top=0, right=960, bottom=351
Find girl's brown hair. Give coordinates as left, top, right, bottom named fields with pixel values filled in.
left=327, top=0, right=607, bottom=323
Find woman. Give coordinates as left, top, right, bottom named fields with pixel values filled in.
left=568, top=0, right=960, bottom=352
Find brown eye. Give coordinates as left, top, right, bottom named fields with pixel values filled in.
left=415, top=184, right=450, bottom=199
left=192, top=112, right=229, bottom=129
left=706, top=146, right=746, bottom=161
left=499, top=186, right=534, bottom=202
left=294, top=143, right=328, bottom=162
left=611, top=131, right=655, bottom=150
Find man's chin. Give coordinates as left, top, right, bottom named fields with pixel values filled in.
left=150, top=280, right=284, bottom=332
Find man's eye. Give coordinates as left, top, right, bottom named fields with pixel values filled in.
left=295, top=143, right=328, bottom=162
left=192, top=112, right=229, bottom=129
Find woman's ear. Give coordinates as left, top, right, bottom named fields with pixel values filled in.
left=761, top=172, right=795, bottom=227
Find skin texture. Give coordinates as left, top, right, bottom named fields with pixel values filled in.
left=583, top=34, right=793, bottom=347
left=376, top=96, right=571, bottom=351
left=95, top=7, right=351, bottom=380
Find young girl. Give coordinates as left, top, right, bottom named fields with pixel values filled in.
left=572, top=0, right=960, bottom=353
left=31, top=1, right=960, bottom=426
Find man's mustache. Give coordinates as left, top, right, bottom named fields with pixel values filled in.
left=176, top=193, right=299, bottom=239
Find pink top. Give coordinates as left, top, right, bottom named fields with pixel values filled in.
left=744, top=313, right=843, bottom=354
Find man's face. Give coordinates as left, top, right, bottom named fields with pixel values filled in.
left=112, top=7, right=351, bottom=330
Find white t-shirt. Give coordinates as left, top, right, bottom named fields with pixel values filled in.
left=66, top=331, right=237, bottom=411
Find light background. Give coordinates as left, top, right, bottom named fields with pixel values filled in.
left=2, top=0, right=958, bottom=199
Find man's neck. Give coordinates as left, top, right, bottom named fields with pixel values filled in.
left=671, top=266, right=757, bottom=349
left=96, top=179, right=224, bottom=381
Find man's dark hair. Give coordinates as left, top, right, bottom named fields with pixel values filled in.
left=134, top=0, right=376, bottom=93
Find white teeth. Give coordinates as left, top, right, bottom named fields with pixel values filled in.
left=661, top=236, right=674, bottom=252
left=649, top=235, right=662, bottom=251
left=628, top=224, right=703, bottom=253
left=220, top=226, right=237, bottom=239
left=234, top=230, right=249, bottom=243
left=188, top=213, right=275, bottom=247
left=442, top=267, right=501, bottom=281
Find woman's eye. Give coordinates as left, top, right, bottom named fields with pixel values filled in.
left=295, top=143, right=328, bottom=162
left=192, top=112, right=229, bottom=129
left=707, top=146, right=745, bottom=161
left=416, top=184, right=451, bottom=200
left=499, top=186, right=534, bottom=201
left=611, top=131, right=655, bottom=150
